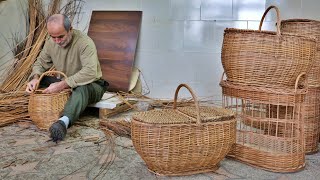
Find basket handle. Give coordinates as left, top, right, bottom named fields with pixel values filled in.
left=173, top=84, right=201, bottom=124
left=220, top=72, right=226, bottom=83
left=258, top=5, right=281, bottom=36
left=294, top=72, right=307, bottom=93
left=34, top=70, right=68, bottom=90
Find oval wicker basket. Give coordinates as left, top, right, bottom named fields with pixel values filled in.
left=221, top=6, right=316, bottom=88
left=28, top=71, right=71, bottom=130
left=131, top=84, right=236, bottom=176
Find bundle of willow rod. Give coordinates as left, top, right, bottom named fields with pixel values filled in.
left=0, top=91, right=30, bottom=126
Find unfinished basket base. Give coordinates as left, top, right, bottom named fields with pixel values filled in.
left=147, top=164, right=219, bottom=176
left=227, top=144, right=305, bottom=173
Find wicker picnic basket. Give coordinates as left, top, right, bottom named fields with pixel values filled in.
left=28, top=71, right=71, bottom=130
left=131, top=84, right=236, bottom=176
left=221, top=6, right=316, bottom=88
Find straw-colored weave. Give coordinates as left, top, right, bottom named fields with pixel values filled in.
left=131, top=84, right=236, bottom=176
left=222, top=6, right=316, bottom=88
left=221, top=77, right=305, bottom=172
left=241, top=88, right=320, bottom=154
left=28, top=71, right=71, bottom=130
left=281, top=19, right=320, bottom=87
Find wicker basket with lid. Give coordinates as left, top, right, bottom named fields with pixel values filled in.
left=131, top=84, right=236, bottom=176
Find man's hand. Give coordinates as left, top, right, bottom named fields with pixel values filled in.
left=26, top=75, right=40, bottom=93
left=43, top=80, right=69, bottom=94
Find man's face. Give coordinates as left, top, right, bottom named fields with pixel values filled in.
left=47, top=24, right=72, bottom=48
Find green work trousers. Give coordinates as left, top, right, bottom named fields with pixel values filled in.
left=40, top=77, right=107, bottom=127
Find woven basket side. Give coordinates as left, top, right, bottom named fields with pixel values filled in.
left=228, top=143, right=305, bottom=172
left=281, top=20, right=320, bottom=87
left=131, top=118, right=236, bottom=176
left=28, top=90, right=70, bottom=130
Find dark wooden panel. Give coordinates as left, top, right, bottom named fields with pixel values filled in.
left=88, top=11, right=142, bottom=92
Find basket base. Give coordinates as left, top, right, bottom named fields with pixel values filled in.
left=147, top=164, right=219, bottom=176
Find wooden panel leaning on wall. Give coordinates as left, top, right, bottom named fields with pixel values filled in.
left=88, top=11, right=142, bottom=92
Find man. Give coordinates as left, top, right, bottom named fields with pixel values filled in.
left=26, top=14, right=108, bottom=142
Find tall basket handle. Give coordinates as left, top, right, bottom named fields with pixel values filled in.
left=173, top=84, right=201, bottom=124
left=34, top=70, right=68, bottom=91
left=258, top=5, right=281, bottom=36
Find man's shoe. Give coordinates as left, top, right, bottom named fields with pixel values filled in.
left=49, top=120, right=67, bottom=143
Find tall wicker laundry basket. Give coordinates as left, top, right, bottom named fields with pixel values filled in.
left=221, top=6, right=316, bottom=88
left=28, top=71, right=71, bottom=130
left=131, top=84, right=236, bottom=176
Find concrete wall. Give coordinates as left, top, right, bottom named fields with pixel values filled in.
left=0, top=0, right=28, bottom=83
left=1, top=0, right=320, bottom=99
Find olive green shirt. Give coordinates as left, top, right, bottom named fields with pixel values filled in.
left=30, top=29, right=102, bottom=88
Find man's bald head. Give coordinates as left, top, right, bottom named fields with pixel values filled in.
left=47, top=14, right=71, bottom=31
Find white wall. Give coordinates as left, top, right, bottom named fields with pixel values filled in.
left=0, top=0, right=28, bottom=83
left=1, top=0, right=320, bottom=99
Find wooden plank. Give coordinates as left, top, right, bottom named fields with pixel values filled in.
left=88, top=11, right=142, bottom=92
left=99, top=102, right=136, bottom=119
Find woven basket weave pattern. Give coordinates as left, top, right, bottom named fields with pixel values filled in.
left=281, top=19, right=320, bottom=87
left=221, top=72, right=306, bottom=172
left=28, top=71, right=71, bottom=130
left=221, top=6, right=316, bottom=88
left=131, top=84, right=236, bottom=176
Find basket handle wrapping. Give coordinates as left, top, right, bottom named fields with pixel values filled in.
left=173, top=84, right=201, bottom=124
left=258, top=5, right=281, bottom=36
left=34, top=70, right=68, bottom=91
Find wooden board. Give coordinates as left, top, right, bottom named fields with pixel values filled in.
left=88, top=11, right=142, bottom=92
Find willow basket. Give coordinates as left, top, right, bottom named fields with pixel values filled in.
left=222, top=6, right=316, bottom=88
left=28, top=71, right=71, bottom=130
left=131, top=84, right=236, bottom=176
left=220, top=75, right=306, bottom=172
left=281, top=19, right=320, bottom=87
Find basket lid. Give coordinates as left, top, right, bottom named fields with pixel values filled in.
left=132, top=106, right=235, bottom=124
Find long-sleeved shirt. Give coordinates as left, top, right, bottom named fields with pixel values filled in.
left=30, top=29, right=102, bottom=88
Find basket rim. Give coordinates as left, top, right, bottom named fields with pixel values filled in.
left=281, top=18, right=320, bottom=23
left=224, top=28, right=317, bottom=42
left=220, top=80, right=307, bottom=95
left=132, top=114, right=236, bottom=125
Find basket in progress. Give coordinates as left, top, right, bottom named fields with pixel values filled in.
left=131, top=84, right=236, bottom=176
left=221, top=6, right=316, bottom=88
left=28, top=71, right=71, bottom=130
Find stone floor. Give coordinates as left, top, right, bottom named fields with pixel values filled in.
left=0, top=108, right=319, bottom=180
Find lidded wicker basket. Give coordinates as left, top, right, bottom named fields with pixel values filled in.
left=221, top=6, right=316, bottom=88
left=28, top=71, right=71, bottom=130
left=131, top=84, right=236, bottom=176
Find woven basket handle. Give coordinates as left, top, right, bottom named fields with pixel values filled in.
left=220, top=72, right=226, bottom=83
left=34, top=70, right=68, bottom=90
left=173, top=84, right=201, bottom=124
left=258, top=5, right=281, bottom=36
left=295, top=72, right=307, bottom=93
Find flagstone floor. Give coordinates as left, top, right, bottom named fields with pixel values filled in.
left=0, top=108, right=319, bottom=180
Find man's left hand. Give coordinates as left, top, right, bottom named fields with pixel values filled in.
left=43, top=81, right=69, bottom=94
